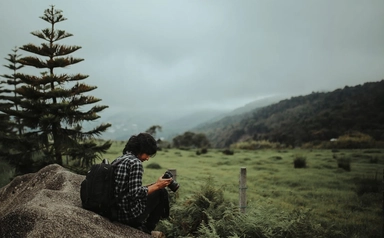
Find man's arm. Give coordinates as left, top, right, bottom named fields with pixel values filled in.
left=147, top=176, right=172, bottom=195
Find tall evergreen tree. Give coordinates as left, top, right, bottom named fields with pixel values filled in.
left=15, top=5, right=111, bottom=166
left=0, top=47, right=25, bottom=135
left=0, top=47, right=34, bottom=175
left=0, top=83, right=13, bottom=153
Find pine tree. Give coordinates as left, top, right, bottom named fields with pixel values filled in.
left=15, top=5, right=111, bottom=166
left=0, top=83, right=13, bottom=156
left=0, top=47, right=25, bottom=135
left=0, top=47, right=34, bottom=175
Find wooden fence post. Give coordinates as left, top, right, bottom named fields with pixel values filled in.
left=239, top=167, right=247, bottom=213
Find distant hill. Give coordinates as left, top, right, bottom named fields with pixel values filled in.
left=192, top=80, right=384, bottom=148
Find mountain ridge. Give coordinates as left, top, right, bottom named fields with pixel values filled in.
left=191, top=80, right=384, bottom=148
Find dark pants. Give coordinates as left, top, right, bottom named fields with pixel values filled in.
left=127, top=188, right=169, bottom=231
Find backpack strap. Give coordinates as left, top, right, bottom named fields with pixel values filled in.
left=109, top=157, right=127, bottom=221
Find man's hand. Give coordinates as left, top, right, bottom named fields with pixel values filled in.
left=147, top=176, right=172, bottom=195
left=156, top=176, right=172, bottom=189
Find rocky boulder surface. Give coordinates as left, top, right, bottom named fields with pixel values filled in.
left=0, top=164, right=153, bottom=238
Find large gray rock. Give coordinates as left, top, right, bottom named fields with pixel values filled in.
left=0, top=164, right=152, bottom=238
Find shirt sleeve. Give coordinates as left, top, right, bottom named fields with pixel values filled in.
left=126, top=159, right=148, bottom=199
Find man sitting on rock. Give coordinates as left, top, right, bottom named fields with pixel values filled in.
left=112, top=133, right=171, bottom=234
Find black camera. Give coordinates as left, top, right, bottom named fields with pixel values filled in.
left=162, top=171, right=180, bottom=192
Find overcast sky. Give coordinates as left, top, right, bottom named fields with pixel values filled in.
left=1, top=0, right=384, bottom=120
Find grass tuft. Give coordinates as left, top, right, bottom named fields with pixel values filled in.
left=293, top=155, right=307, bottom=168
left=337, top=157, right=351, bottom=171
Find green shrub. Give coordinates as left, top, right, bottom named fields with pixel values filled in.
left=157, top=176, right=228, bottom=237
left=222, top=149, right=234, bottom=155
left=293, top=155, right=306, bottom=168
left=157, top=177, right=332, bottom=238
left=146, top=163, right=162, bottom=169
left=196, top=148, right=208, bottom=156
left=337, top=157, right=351, bottom=171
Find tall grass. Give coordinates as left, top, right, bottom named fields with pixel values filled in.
left=102, top=145, right=384, bottom=237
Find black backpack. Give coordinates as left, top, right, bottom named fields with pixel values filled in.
left=80, top=158, right=124, bottom=220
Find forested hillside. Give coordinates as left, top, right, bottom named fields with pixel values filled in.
left=193, top=80, right=384, bottom=148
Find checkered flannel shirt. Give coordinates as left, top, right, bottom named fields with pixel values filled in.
left=113, top=153, right=148, bottom=223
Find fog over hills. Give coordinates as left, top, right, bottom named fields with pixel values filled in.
left=95, top=95, right=285, bottom=141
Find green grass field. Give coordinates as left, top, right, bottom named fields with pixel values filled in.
left=103, top=141, right=383, bottom=237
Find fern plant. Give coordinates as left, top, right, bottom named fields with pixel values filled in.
left=156, top=176, right=335, bottom=238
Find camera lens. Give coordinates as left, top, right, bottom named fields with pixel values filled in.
left=168, top=180, right=179, bottom=192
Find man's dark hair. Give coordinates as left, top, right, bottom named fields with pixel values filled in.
left=123, top=133, right=157, bottom=157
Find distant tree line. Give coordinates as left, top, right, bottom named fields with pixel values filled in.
left=0, top=6, right=111, bottom=175
left=172, top=131, right=211, bottom=149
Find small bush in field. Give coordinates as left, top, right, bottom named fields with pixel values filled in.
left=196, top=148, right=208, bottom=155
left=222, top=149, right=234, bottom=155
left=293, top=155, right=306, bottom=168
left=146, top=163, right=162, bottom=169
left=337, top=157, right=351, bottom=171
left=270, top=156, right=283, bottom=160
